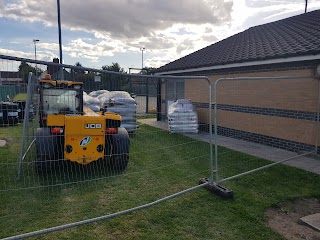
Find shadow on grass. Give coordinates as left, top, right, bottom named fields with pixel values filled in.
left=34, top=159, right=125, bottom=188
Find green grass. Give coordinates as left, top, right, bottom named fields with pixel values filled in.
left=0, top=124, right=320, bottom=239
left=137, top=113, right=157, bottom=119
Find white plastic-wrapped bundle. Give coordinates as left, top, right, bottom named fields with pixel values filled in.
left=89, top=90, right=109, bottom=98
left=105, top=106, right=136, bottom=114
left=85, top=104, right=100, bottom=112
left=100, top=91, right=136, bottom=106
left=88, top=90, right=137, bottom=133
left=105, top=93, right=137, bottom=133
left=168, top=99, right=198, bottom=133
left=83, top=93, right=101, bottom=112
left=110, top=91, right=132, bottom=98
left=83, top=94, right=100, bottom=105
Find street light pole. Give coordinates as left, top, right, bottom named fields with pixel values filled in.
left=305, top=0, right=308, bottom=13
left=140, top=47, right=145, bottom=70
left=57, top=0, right=63, bottom=64
left=57, top=0, right=64, bottom=79
left=33, top=39, right=39, bottom=77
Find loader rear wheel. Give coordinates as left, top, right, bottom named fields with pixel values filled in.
left=106, top=127, right=130, bottom=172
left=35, top=154, right=52, bottom=175
left=109, top=154, right=129, bottom=171
left=35, top=128, right=64, bottom=175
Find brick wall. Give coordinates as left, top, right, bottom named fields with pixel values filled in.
left=161, top=61, right=320, bottom=153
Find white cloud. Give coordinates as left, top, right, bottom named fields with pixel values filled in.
left=240, top=0, right=320, bottom=29
left=0, top=0, right=233, bottom=68
left=0, top=0, right=233, bottom=38
left=0, top=48, right=32, bottom=58
left=0, top=48, right=55, bottom=65
left=1, top=0, right=319, bottom=69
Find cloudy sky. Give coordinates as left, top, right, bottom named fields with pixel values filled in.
left=0, top=0, right=319, bottom=72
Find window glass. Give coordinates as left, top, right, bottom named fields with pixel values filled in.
left=42, top=89, right=80, bottom=114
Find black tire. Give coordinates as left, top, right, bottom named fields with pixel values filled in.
left=109, top=153, right=129, bottom=171
left=35, top=154, right=52, bottom=175
left=35, top=128, right=64, bottom=175
left=106, top=127, right=130, bottom=171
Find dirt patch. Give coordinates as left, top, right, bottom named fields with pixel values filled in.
left=266, top=198, right=320, bottom=239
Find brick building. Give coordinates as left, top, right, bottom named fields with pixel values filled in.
left=155, top=10, right=320, bottom=153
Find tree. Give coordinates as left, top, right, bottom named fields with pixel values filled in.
left=71, top=62, right=93, bottom=90
left=74, top=62, right=85, bottom=74
left=140, top=67, right=156, bottom=75
left=18, top=62, right=36, bottom=82
left=102, top=62, right=124, bottom=73
left=101, top=62, right=127, bottom=91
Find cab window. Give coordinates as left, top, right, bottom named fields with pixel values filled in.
left=42, top=89, right=80, bottom=114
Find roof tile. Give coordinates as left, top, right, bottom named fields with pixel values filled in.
left=157, top=10, right=320, bottom=73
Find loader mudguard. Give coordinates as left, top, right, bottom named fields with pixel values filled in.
left=36, top=128, right=64, bottom=160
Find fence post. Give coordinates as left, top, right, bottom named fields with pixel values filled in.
left=157, top=78, right=161, bottom=120
left=145, top=78, right=149, bottom=113
left=316, top=78, right=320, bottom=154
left=17, top=73, right=35, bottom=178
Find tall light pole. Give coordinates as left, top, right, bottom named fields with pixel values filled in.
left=57, top=0, right=64, bottom=79
left=33, top=39, right=39, bottom=77
left=140, top=47, right=145, bottom=70
left=57, top=0, right=63, bottom=64
left=305, top=0, right=308, bottom=13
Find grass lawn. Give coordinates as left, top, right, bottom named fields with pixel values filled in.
left=0, top=123, right=320, bottom=239
left=137, top=113, right=157, bottom=119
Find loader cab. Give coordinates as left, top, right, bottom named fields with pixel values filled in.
left=39, top=75, right=84, bottom=127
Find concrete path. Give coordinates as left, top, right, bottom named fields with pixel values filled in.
left=300, top=213, right=320, bottom=231
left=138, top=118, right=320, bottom=175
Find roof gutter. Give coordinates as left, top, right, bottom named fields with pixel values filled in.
left=154, top=54, right=320, bottom=75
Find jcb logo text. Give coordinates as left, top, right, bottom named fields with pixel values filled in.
left=85, top=124, right=102, bottom=129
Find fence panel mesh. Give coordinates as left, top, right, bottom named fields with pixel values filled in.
left=213, top=77, right=319, bottom=182
left=0, top=56, right=213, bottom=239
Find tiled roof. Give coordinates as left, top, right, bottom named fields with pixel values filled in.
left=156, top=10, right=320, bottom=73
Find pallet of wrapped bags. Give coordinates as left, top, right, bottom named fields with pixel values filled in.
left=83, top=92, right=101, bottom=112
left=88, top=90, right=137, bottom=133
left=168, top=99, right=198, bottom=133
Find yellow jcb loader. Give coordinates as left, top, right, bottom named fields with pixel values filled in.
left=35, top=74, right=130, bottom=174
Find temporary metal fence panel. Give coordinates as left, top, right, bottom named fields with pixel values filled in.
left=0, top=55, right=213, bottom=239
left=2, top=54, right=319, bottom=239
left=213, top=76, right=319, bottom=183
left=128, top=74, right=158, bottom=114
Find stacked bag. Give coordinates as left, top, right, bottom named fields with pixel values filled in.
left=84, top=91, right=101, bottom=112
left=86, top=90, right=137, bottom=133
left=168, top=99, right=198, bottom=133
